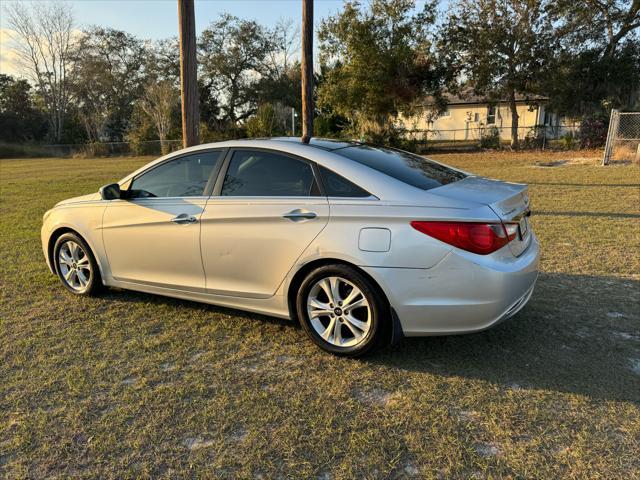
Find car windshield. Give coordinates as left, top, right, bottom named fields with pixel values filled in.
left=334, top=145, right=467, bottom=190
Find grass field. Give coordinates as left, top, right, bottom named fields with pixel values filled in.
left=1, top=150, right=639, bottom=479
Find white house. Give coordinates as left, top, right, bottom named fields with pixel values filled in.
left=398, top=92, right=578, bottom=142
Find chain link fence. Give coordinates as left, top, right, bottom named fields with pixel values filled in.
left=0, top=139, right=183, bottom=159
left=603, top=110, right=640, bottom=165
left=405, top=124, right=581, bottom=152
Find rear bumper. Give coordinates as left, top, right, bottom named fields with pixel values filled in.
left=363, top=234, right=540, bottom=336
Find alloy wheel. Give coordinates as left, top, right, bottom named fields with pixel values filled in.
left=57, top=240, right=92, bottom=291
left=306, top=276, right=371, bottom=348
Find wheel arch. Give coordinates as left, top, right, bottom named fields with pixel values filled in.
left=287, top=258, right=405, bottom=346
left=287, top=258, right=397, bottom=329
left=47, top=227, right=104, bottom=279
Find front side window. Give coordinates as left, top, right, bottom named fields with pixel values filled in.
left=334, top=145, right=466, bottom=191
left=221, top=150, right=319, bottom=197
left=130, top=151, right=222, bottom=198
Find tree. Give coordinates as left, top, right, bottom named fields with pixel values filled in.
left=551, top=0, right=640, bottom=58
left=442, top=0, right=557, bottom=148
left=145, top=38, right=181, bottom=83
left=255, top=19, right=302, bottom=111
left=545, top=41, right=640, bottom=116
left=264, top=18, right=300, bottom=79
left=5, top=1, right=76, bottom=142
left=71, top=27, right=145, bottom=142
left=318, top=0, right=448, bottom=141
left=199, top=14, right=273, bottom=123
left=545, top=0, right=640, bottom=116
left=0, top=74, right=47, bottom=142
left=140, top=81, right=178, bottom=155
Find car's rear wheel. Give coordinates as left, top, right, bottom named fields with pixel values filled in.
left=54, top=232, right=102, bottom=295
left=296, top=264, right=387, bottom=357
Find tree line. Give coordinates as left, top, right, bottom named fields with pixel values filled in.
left=1, top=0, right=638, bottom=152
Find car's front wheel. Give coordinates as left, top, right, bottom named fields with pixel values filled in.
left=53, top=232, right=102, bottom=295
left=296, top=264, right=387, bottom=357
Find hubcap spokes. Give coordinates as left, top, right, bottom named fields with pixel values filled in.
left=58, top=241, right=91, bottom=291
left=307, top=276, right=371, bottom=348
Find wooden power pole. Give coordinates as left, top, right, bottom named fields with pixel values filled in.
left=301, top=0, right=313, bottom=143
left=178, top=0, right=199, bottom=148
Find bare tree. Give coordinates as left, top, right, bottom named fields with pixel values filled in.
left=6, top=1, right=75, bottom=142
left=140, top=81, right=176, bottom=155
left=265, top=18, right=300, bottom=78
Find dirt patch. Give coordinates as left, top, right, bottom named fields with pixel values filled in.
left=475, top=442, right=502, bottom=457
left=533, top=156, right=601, bottom=167
left=352, top=387, right=394, bottom=406
left=182, top=436, right=215, bottom=450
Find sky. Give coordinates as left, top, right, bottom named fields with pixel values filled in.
left=0, top=0, right=346, bottom=76
left=0, top=0, right=437, bottom=77
left=0, top=0, right=346, bottom=40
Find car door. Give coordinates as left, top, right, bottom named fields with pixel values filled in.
left=102, top=150, right=224, bottom=291
left=200, top=148, right=329, bottom=298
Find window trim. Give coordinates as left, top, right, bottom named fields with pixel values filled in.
left=212, top=147, right=325, bottom=198
left=122, top=148, right=228, bottom=200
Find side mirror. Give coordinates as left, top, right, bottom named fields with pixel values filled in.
left=99, top=183, right=121, bottom=200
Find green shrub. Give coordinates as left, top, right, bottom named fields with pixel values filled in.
left=579, top=114, right=608, bottom=148
left=480, top=126, right=500, bottom=149
left=562, top=133, right=578, bottom=150
left=522, top=127, right=545, bottom=149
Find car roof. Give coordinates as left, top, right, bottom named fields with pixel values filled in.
left=118, top=137, right=473, bottom=208
left=266, top=137, right=363, bottom=151
left=173, top=137, right=361, bottom=152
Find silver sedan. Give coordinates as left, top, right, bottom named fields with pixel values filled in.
left=41, top=138, right=539, bottom=356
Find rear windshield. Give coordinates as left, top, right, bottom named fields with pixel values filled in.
left=334, top=145, right=466, bottom=190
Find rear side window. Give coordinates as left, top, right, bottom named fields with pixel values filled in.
left=334, top=145, right=466, bottom=190
left=221, top=150, right=320, bottom=197
left=318, top=166, right=371, bottom=197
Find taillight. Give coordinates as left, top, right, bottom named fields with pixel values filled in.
left=410, top=221, right=518, bottom=255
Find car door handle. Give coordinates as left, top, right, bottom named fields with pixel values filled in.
left=282, top=209, right=317, bottom=221
left=171, top=213, right=198, bottom=224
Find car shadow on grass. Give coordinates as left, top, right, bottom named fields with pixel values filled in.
left=368, top=272, right=640, bottom=404
left=99, top=273, right=639, bottom=404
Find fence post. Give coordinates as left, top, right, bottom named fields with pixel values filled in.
left=602, top=109, right=619, bottom=166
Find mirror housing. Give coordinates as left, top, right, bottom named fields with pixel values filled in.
left=99, top=183, right=121, bottom=200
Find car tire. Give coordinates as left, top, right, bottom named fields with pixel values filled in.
left=53, top=232, right=102, bottom=296
left=296, top=264, right=388, bottom=357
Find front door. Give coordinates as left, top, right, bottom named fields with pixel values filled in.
left=102, top=150, right=224, bottom=291
left=200, top=149, right=329, bottom=298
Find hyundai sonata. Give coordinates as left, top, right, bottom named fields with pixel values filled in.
left=42, top=138, right=539, bottom=356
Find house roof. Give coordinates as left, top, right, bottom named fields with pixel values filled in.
left=421, top=88, right=548, bottom=107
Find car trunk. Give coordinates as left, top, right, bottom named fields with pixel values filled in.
left=431, top=176, right=532, bottom=256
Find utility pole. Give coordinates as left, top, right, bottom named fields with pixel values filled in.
left=300, top=0, right=313, bottom=143
left=291, top=107, right=296, bottom=136
left=178, top=0, right=199, bottom=148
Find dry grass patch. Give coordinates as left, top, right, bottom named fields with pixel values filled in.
left=1, top=151, right=639, bottom=478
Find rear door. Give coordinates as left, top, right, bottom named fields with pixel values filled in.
left=200, top=148, right=329, bottom=298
